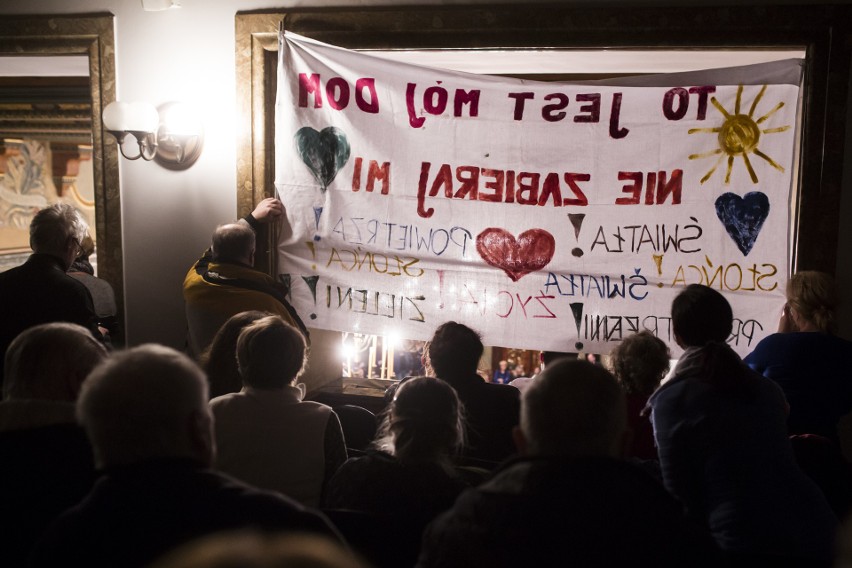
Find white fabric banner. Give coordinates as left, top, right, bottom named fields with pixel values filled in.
left=275, top=31, right=802, bottom=356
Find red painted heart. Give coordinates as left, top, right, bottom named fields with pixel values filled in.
left=476, top=228, right=556, bottom=282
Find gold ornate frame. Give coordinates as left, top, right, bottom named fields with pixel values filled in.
left=236, top=5, right=851, bottom=277
left=235, top=12, right=281, bottom=275
left=0, top=13, right=124, bottom=342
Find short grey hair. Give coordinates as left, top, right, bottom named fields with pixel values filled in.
left=77, top=344, right=210, bottom=468
left=29, top=203, right=88, bottom=254
left=3, top=322, right=107, bottom=401
left=211, top=223, right=255, bottom=263
left=521, top=359, right=626, bottom=457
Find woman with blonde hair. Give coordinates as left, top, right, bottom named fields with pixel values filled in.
left=745, top=271, right=852, bottom=443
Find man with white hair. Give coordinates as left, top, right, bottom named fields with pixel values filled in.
left=417, top=359, right=721, bottom=568
left=32, top=344, right=339, bottom=568
left=0, top=203, right=103, bottom=390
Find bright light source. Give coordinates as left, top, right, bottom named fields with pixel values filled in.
left=385, top=330, right=403, bottom=349
left=340, top=341, right=356, bottom=361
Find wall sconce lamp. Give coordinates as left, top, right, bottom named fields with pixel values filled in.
left=103, top=101, right=204, bottom=169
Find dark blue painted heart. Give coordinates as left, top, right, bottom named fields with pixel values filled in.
left=714, top=191, right=770, bottom=256
left=294, top=126, right=351, bottom=190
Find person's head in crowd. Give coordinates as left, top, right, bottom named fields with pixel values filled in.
left=420, top=341, right=434, bottom=376
left=77, top=344, right=214, bottom=469
left=428, top=321, right=483, bottom=380
left=784, top=270, right=839, bottom=334
left=29, top=203, right=89, bottom=270
left=513, top=364, right=526, bottom=378
left=671, top=284, right=755, bottom=395
left=375, top=376, right=465, bottom=467
left=69, top=234, right=96, bottom=275
left=3, top=322, right=107, bottom=402
left=236, top=315, right=307, bottom=390
left=515, top=359, right=627, bottom=459
left=212, top=223, right=255, bottom=265
left=610, top=331, right=671, bottom=397
left=540, top=351, right=576, bottom=369
left=498, top=360, right=508, bottom=372
left=671, top=284, right=732, bottom=348
left=149, top=530, right=368, bottom=568
left=200, top=310, right=269, bottom=399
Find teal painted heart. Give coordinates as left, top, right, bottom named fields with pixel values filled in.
left=294, top=126, right=350, bottom=190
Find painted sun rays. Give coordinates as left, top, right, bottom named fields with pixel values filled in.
left=688, top=84, right=791, bottom=184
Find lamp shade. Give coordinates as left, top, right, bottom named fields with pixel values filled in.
left=102, top=101, right=130, bottom=131
left=103, top=101, right=159, bottom=133
left=126, top=102, right=160, bottom=133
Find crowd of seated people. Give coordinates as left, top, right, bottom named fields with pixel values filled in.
left=419, top=358, right=722, bottom=567
left=29, top=344, right=339, bottom=568
left=2, top=292, right=851, bottom=566
left=6, top=202, right=852, bottom=567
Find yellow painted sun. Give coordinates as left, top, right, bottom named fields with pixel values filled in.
left=688, top=84, right=791, bottom=184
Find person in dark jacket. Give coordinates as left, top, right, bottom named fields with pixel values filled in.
left=32, top=344, right=340, bottom=568
left=651, top=284, right=837, bottom=567
left=418, top=359, right=721, bottom=568
left=325, top=376, right=470, bottom=519
left=325, top=376, right=471, bottom=568
left=0, top=322, right=107, bottom=567
left=427, top=321, right=519, bottom=465
left=0, top=203, right=103, bottom=390
left=745, top=271, right=852, bottom=444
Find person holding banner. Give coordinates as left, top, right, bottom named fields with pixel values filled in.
left=745, top=271, right=852, bottom=444
left=183, top=198, right=308, bottom=357
left=649, top=284, right=837, bottom=566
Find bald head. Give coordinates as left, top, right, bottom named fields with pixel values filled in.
left=519, top=359, right=627, bottom=458
left=3, top=322, right=107, bottom=401
left=77, top=344, right=213, bottom=469
left=211, top=223, right=255, bottom=265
